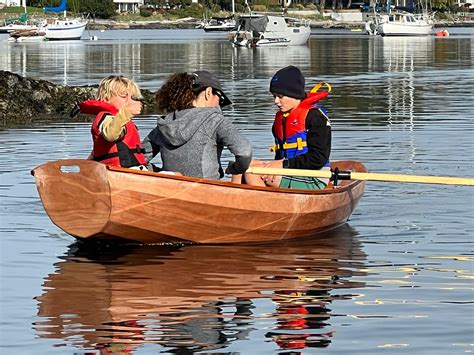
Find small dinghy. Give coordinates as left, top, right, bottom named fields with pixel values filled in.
left=32, top=159, right=366, bottom=244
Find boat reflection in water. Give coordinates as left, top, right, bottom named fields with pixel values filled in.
left=35, top=225, right=366, bottom=353
left=381, top=37, right=433, bottom=163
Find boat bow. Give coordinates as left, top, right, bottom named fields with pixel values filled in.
left=32, top=160, right=111, bottom=238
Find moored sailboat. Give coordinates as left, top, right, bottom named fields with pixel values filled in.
left=230, top=14, right=310, bottom=47
left=43, top=0, right=87, bottom=40
left=229, top=0, right=310, bottom=47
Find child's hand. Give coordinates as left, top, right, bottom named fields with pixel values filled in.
left=124, top=95, right=142, bottom=116
left=261, top=159, right=284, bottom=184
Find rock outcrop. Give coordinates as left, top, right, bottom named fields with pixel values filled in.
left=0, top=71, right=156, bottom=128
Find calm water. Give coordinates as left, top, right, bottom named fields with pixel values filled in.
left=0, top=29, right=473, bottom=354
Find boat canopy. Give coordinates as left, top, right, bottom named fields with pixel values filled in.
left=44, top=0, right=67, bottom=13
left=237, top=16, right=268, bottom=33
left=5, top=13, right=28, bottom=24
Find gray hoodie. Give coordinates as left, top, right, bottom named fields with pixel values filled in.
left=143, top=107, right=252, bottom=180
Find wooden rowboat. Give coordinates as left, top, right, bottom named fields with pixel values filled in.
left=31, top=159, right=366, bottom=244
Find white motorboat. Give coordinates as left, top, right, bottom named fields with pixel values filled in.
left=202, top=16, right=236, bottom=32
left=230, top=15, right=310, bottom=47
left=44, top=18, right=88, bottom=40
left=366, top=10, right=433, bottom=36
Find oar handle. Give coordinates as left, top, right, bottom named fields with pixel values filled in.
left=246, top=167, right=349, bottom=186
left=245, top=167, right=474, bottom=186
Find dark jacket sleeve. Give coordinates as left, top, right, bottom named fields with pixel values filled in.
left=216, top=118, right=253, bottom=175
left=287, top=108, right=331, bottom=170
left=141, top=127, right=162, bottom=164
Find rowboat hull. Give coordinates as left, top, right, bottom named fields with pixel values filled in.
left=32, top=160, right=366, bottom=244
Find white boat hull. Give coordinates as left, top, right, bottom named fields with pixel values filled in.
left=203, top=21, right=236, bottom=32
left=378, top=22, right=432, bottom=36
left=255, top=38, right=290, bottom=47
left=44, top=19, right=87, bottom=40
left=0, top=23, right=37, bottom=33
left=284, top=26, right=311, bottom=45
left=367, top=11, right=433, bottom=36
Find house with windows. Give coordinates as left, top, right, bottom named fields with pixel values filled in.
left=0, top=0, right=21, bottom=6
left=457, top=0, right=473, bottom=9
left=113, top=0, right=144, bottom=13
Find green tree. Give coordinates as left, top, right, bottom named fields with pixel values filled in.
left=78, top=0, right=116, bottom=18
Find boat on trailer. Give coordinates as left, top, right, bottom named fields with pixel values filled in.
left=32, top=159, right=366, bottom=244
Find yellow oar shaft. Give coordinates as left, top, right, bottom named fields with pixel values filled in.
left=245, top=167, right=474, bottom=186
left=247, top=167, right=332, bottom=179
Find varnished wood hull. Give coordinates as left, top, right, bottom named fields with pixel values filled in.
left=32, top=159, right=366, bottom=244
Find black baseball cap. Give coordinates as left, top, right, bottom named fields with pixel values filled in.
left=192, top=70, right=232, bottom=107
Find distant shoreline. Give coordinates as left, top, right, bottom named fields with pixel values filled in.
left=1, top=10, right=471, bottom=30
left=86, top=19, right=474, bottom=31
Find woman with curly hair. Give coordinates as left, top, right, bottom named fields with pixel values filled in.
left=142, top=70, right=252, bottom=182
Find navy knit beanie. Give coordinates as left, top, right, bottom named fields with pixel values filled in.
left=269, top=66, right=306, bottom=100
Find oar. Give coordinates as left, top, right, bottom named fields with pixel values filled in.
left=245, top=167, right=474, bottom=186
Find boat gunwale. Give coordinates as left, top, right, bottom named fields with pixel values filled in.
left=107, top=161, right=366, bottom=196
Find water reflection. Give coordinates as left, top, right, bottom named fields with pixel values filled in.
left=35, top=225, right=366, bottom=353
left=381, top=37, right=431, bottom=127
left=230, top=45, right=311, bottom=76
left=381, top=37, right=430, bottom=164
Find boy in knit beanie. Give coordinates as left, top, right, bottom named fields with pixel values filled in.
left=269, top=65, right=307, bottom=100
left=244, top=66, right=331, bottom=189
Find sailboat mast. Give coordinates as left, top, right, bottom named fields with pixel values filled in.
left=22, top=0, right=26, bottom=13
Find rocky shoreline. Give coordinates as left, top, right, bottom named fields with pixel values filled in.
left=0, top=71, right=157, bottom=128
